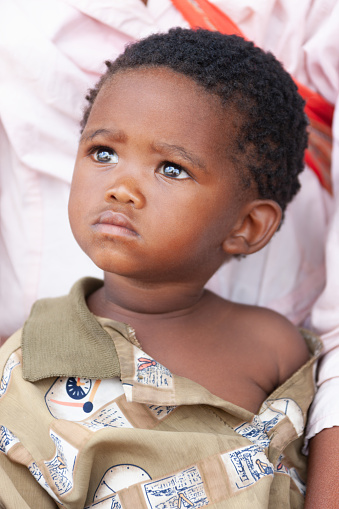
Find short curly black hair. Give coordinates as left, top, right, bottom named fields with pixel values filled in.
left=81, top=28, right=308, bottom=213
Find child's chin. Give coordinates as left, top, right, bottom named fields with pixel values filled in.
left=90, top=256, right=142, bottom=279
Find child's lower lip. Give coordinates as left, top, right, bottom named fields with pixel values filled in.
left=93, top=223, right=138, bottom=237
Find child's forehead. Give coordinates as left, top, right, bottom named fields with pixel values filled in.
left=97, top=66, right=241, bottom=133
left=90, top=67, right=240, bottom=149
left=102, top=66, right=222, bottom=108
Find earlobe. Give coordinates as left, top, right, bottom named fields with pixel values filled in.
left=222, top=200, right=282, bottom=256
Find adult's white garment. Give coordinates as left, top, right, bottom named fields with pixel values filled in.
left=0, top=0, right=338, bottom=443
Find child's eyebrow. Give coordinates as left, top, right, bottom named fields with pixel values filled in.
left=80, top=129, right=207, bottom=171
left=152, top=142, right=207, bottom=172
left=80, top=128, right=127, bottom=144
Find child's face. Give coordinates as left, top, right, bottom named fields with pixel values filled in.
left=69, top=68, right=249, bottom=284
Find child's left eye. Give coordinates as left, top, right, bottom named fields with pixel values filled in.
left=92, top=147, right=118, bottom=164
left=159, top=162, right=190, bottom=179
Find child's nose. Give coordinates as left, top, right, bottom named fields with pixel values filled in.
left=104, top=177, right=145, bottom=209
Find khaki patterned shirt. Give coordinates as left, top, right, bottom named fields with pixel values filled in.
left=0, top=279, right=321, bottom=508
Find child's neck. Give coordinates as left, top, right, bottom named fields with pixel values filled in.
left=86, top=272, right=227, bottom=355
left=88, top=272, right=207, bottom=318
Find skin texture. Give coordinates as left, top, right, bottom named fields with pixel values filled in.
left=69, top=67, right=309, bottom=412
left=304, top=427, right=339, bottom=508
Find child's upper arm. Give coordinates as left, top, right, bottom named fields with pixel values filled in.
left=261, top=309, right=310, bottom=385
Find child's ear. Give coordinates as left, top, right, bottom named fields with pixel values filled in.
left=222, top=199, right=282, bottom=256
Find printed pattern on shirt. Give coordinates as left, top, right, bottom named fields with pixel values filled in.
left=274, top=456, right=306, bottom=496
left=0, top=352, right=20, bottom=398
left=93, top=464, right=151, bottom=505
left=0, top=425, right=19, bottom=453
left=265, top=398, right=304, bottom=436
left=77, top=402, right=133, bottom=431
left=45, top=377, right=124, bottom=420
left=147, top=405, right=176, bottom=420
left=221, top=444, right=274, bottom=491
left=142, top=465, right=209, bottom=509
left=44, top=431, right=78, bottom=497
left=29, top=462, right=63, bottom=504
left=234, top=397, right=303, bottom=448
left=134, top=348, right=173, bottom=389
left=289, top=468, right=306, bottom=496
left=86, top=494, right=122, bottom=508
left=275, top=455, right=290, bottom=476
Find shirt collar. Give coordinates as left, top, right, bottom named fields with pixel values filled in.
left=22, top=278, right=125, bottom=382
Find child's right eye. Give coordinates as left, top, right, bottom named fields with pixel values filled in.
left=92, top=147, right=119, bottom=164
left=158, top=162, right=190, bottom=179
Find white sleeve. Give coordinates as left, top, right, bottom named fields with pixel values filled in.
left=0, top=0, right=188, bottom=339
left=303, top=0, right=339, bottom=437
left=307, top=118, right=339, bottom=438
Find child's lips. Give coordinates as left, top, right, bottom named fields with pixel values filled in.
left=93, top=210, right=138, bottom=237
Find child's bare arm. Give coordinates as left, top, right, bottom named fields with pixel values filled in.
left=240, top=305, right=310, bottom=388
left=269, top=312, right=310, bottom=386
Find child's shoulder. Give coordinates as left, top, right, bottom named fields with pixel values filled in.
left=173, top=291, right=310, bottom=412
left=216, top=295, right=310, bottom=386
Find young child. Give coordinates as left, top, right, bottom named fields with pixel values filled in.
left=0, top=29, right=321, bottom=508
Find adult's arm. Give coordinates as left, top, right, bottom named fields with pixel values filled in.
left=304, top=426, right=339, bottom=508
